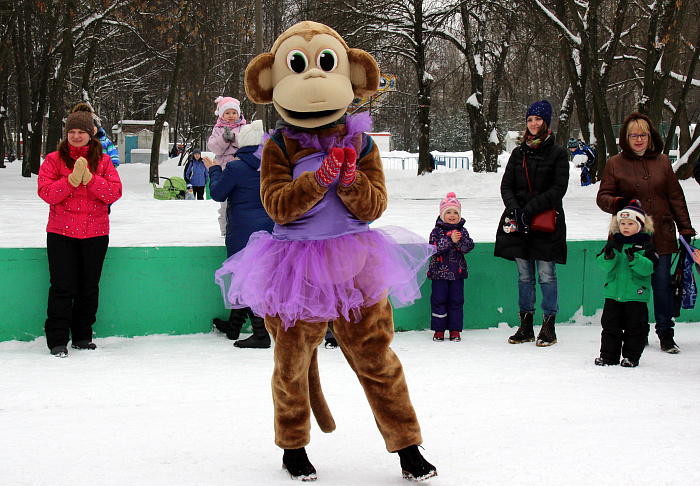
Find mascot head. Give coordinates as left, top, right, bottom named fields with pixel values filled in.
left=245, top=21, right=380, bottom=129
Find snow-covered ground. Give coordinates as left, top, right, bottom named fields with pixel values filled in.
left=9, top=151, right=700, bottom=247
left=2, top=155, right=700, bottom=485
left=1, top=326, right=700, bottom=485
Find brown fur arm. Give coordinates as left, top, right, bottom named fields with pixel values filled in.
left=337, top=142, right=387, bottom=222
left=260, top=139, right=327, bottom=225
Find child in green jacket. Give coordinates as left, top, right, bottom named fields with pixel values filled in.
left=596, top=203, right=659, bottom=367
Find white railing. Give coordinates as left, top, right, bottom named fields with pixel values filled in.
left=380, top=154, right=470, bottom=171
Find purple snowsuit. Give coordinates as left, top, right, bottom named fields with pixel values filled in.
left=428, top=217, right=474, bottom=332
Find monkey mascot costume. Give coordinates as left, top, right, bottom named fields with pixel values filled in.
left=215, top=21, right=437, bottom=482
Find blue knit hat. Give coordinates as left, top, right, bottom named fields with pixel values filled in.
left=526, top=100, right=553, bottom=127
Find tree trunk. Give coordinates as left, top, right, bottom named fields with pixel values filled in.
left=46, top=0, right=77, bottom=155
left=150, top=3, right=191, bottom=183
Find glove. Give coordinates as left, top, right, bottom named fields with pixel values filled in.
left=625, top=244, right=643, bottom=262
left=680, top=230, right=696, bottom=244
left=315, top=147, right=344, bottom=187
left=82, top=165, right=93, bottom=184
left=222, top=127, right=236, bottom=142
left=615, top=197, right=641, bottom=211
left=514, top=208, right=531, bottom=233
left=603, top=242, right=616, bottom=260
left=339, top=147, right=357, bottom=187
left=68, top=158, right=86, bottom=187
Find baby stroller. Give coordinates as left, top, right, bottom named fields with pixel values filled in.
left=153, top=176, right=188, bottom=200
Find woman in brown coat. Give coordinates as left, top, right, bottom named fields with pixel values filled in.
left=597, top=113, right=695, bottom=354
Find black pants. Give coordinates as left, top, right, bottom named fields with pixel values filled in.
left=600, top=299, right=649, bottom=363
left=45, top=233, right=109, bottom=349
left=192, top=186, right=205, bottom=200
left=430, top=279, right=465, bottom=332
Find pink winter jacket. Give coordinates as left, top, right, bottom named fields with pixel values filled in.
left=207, top=123, right=244, bottom=166
left=38, top=151, right=122, bottom=238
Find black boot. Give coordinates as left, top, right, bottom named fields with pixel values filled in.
left=659, top=333, right=680, bottom=354
left=71, top=340, right=97, bottom=350
left=282, top=447, right=317, bottom=481
left=508, top=312, right=535, bottom=344
left=234, top=314, right=271, bottom=349
left=397, top=445, right=437, bottom=481
left=536, top=314, right=557, bottom=347
left=213, top=308, right=246, bottom=340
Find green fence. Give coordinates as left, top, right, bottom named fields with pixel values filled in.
left=2, top=242, right=697, bottom=342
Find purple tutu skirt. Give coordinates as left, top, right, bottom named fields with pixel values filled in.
left=214, top=226, right=435, bottom=329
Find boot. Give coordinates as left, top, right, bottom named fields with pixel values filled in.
left=659, top=333, right=680, bottom=354
left=234, top=314, right=271, bottom=349
left=536, top=314, right=557, bottom=347
left=71, top=340, right=97, bottom=350
left=282, top=447, right=317, bottom=481
left=213, top=308, right=246, bottom=340
left=508, top=312, right=535, bottom=344
left=397, top=445, right=437, bottom=481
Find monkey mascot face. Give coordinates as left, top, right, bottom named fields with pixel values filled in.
left=245, top=21, right=380, bottom=129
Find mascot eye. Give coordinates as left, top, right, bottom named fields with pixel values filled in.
left=316, top=49, right=338, bottom=72
left=286, top=50, right=308, bottom=73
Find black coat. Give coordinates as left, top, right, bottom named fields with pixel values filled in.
left=494, top=136, right=569, bottom=264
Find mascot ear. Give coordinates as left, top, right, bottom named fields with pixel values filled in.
left=348, top=48, right=380, bottom=98
left=245, top=53, right=276, bottom=104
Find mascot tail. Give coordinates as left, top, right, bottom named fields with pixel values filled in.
left=309, top=347, right=336, bottom=433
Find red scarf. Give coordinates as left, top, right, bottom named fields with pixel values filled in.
left=68, top=144, right=90, bottom=160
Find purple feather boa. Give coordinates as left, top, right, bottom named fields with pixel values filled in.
left=256, top=111, right=373, bottom=160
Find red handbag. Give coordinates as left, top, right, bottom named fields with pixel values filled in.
left=523, top=155, right=557, bottom=233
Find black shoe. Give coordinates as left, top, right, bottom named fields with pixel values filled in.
left=594, top=357, right=618, bottom=366
left=282, top=448, right=317, bottom=481
left=71, top=340, right=97, bottom=350
left=397, top=445, right=437, bottom=481
left=508, top=312, right=535, bottom=343
left=324, top=337, right=338, bottom=349
left=51, top=346, right=68, bottom=358
left=536, top=315, right=557, bottom=347
left=659, top=335, right=680, bottom=354
left=620, top=357, right=639, bottom=368
left=234, top=334, right=271, bottom=349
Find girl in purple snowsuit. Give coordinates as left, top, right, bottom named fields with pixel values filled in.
left=428, top=192, right=474, bottom=342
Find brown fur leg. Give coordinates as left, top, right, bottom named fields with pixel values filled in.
left=330, top=298, right=423, bottom=452
left=265, top=316, right=328, bottom=449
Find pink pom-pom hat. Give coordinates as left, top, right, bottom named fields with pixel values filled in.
left=439, top=192, right=461, bottom=220
left=214, top=96, right=241, bottom=117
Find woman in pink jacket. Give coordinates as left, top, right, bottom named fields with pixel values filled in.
left=37, top=105, right=122, bottom=357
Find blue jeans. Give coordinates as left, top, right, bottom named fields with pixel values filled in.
left=651, top=254, right=674, bottom=337
left=515, top=259, right=559, bottom=316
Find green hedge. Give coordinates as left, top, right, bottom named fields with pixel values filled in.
left=1, top=242, right=696, bottom=342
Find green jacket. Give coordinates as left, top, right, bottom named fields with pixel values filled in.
left=596, top=239, right=658, bottom=302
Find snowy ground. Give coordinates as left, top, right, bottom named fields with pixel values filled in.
left=9, top=150, right=700, bottom=247
left=2, top=154, right=700, bottom=485
left=1, top=326, right=700, bottom=486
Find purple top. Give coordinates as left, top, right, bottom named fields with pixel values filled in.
left=272, top=151, right=369, bottom=241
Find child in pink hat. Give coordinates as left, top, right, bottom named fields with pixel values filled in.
left=427, top=192, right=474, bottom=342
left=207, top=96, right=247, bottom=167
left=206, top=96, right=248, bottom=235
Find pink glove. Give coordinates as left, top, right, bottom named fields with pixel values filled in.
left=339, top=147, right=357, bottom=187
left=315, top=147, right=344, bottom=187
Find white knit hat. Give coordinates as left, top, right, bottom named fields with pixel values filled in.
left=214, top=96, right=241, bottom=117
left=237, top=120, right=264, bottom=148
left=617, top=205, right=646, bottom=231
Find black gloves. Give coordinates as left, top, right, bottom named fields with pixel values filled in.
left=223, top=127, right=236, bottom=142
left=513, top=209, right=532, bottom=234
left=603, top=242, right=616, bottom=260
left=624, top=244, right=644, bottom=262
